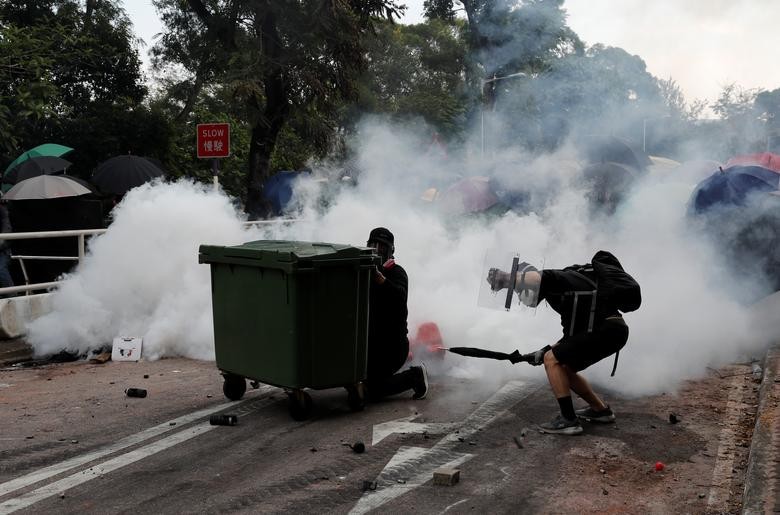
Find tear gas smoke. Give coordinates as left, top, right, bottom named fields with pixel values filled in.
left=27, top=181, right=261, bottom=360
left=27, top=122, right=779, bottom=397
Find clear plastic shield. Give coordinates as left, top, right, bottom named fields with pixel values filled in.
left=477, top=250, right=543, bottom=311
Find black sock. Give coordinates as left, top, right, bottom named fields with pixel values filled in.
left=557, top=396, right=576, bottom=420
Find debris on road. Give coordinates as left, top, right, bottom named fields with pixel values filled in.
left=669, top=413, right=680, bottom=424
left=89, top=352, right=111, bottom=364
left=433, top=468, right=460, bottom=486
left=125, top=388, right=147, bottom=398
left=361, top=481, right=377, bottom=491
left=209, top=414, right=238, bottom=426
left=654, top=461, right=665, bottom=472
left=342, top=441, right=365, bottom=453
left=513, top=436, right=524, bottom=449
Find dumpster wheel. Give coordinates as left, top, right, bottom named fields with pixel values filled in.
left=222, top=374, right=247, bottom=401
left=288, top=389, right=313, bottom=421
left=346, top=383, right=366, bottom=412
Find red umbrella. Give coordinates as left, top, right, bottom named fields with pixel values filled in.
left=725, top=152, right=780, bottom=173
left=438, top=176, right=499, bottom=214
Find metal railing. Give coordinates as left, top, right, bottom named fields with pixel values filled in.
left=0, top=219, right=303, bottom=297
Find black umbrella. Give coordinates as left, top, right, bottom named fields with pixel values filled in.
left=3, top=156, right=72, bottom=184
left=447, top=346, right=534, bottom=364
left=92, top=155, right=164, bottom=195
left=582, top=136, right=652, bottom=172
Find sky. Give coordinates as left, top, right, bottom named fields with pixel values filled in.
left=124, top=0, right=780, bottom=108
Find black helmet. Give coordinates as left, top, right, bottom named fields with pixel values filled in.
left=368, top=227, right=394, bottom=250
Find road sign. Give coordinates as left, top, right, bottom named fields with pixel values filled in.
left=197, top=123, right=230, bottom=158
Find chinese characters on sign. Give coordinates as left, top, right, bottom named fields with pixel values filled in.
left=196, top=123, right=230, bottom=159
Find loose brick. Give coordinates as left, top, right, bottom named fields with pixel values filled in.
left=433, top=467, right=460, bottom=486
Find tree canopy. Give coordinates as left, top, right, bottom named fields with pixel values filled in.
left=150, top=0, right=403, bottom=217
left=0, top=0, right=170, bottom=176
left=2, top=0, right=778, bottom=214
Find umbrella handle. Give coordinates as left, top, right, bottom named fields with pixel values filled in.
left=505, top=257, right=519, bottom=310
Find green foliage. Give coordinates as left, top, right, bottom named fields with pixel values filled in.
left=0, top=0, right=158, bottom=178
left=356, top=19, right=470, bottom=138
left=487, top=44, right=664, bottom=152
left=151, top=0, right=401, bottom=216
left=710, top=84, right=773, bottom=156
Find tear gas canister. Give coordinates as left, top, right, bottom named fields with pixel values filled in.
left=209, top=414, right=238, bottom=426
left=125, top=388, right=147, bottom=398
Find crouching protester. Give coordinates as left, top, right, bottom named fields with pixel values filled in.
left=364, top=227, right=428, bottom=401
left=488, top=251, right=641, bottom=435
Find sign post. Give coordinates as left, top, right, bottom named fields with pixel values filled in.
left=196, top=123, right=230, bottom=190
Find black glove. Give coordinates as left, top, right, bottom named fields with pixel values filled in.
left=527, top=345, right=551, bottom=366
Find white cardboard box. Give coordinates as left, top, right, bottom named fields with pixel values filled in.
left=112, top=337, right=143, bottom=362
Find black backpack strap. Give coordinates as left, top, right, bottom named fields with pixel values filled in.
left=610, top=350, right=619, bottom=377
left=568, top=270, right=598, bottom=335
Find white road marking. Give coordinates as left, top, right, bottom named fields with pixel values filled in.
left=351, top=446, right=472, bottom=514
left=0, top=386, right=273, bottom=499
left=441, top=498, right=470, bottom=513
left=0, top=395, right=276, bottom=514
left=706, top=373, right=750, bottom=512
left=351, top=380, right=536, bottom=514
left=372, top=416, right=458, bottom=445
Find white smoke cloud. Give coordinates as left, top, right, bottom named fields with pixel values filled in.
left=27, top=181, right=258, bottom=360
left=26, top=120, right=779, bottom=398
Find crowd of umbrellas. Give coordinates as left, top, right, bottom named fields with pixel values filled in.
left=1, top=143, right=164, bottom=201
left=413, top=138, right=780, bottom=219
left=413, top=137, right=780, bottom=295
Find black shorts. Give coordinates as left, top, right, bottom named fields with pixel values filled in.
left=551, top=317, right=628, bottom=372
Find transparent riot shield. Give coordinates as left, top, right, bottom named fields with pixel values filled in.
left=477, top=250, right=543, bottom=311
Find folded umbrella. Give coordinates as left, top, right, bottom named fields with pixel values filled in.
left=447, top=346, right=533, bottom=364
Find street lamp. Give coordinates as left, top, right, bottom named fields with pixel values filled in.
left=481, top=72, right=527, bottom=156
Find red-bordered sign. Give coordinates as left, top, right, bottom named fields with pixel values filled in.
left=196, top=123, right=230, bottom=158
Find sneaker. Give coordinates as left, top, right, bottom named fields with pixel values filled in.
left=575, top=405, right=616, bottom=423
left=538, top=414, right=583, bottom=435
left=412, top=364, right=429, bottom=400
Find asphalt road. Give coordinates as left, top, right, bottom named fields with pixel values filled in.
left=0, top=357, right=758, bottom=514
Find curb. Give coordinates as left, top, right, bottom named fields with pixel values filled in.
left=0, top=293, right=54, bottom=339
left=0, top=337, right=34, bottom=366
left=742, top=346, right=780, bottom=514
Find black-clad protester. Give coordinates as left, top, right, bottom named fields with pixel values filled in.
left=0, top=198, right=14, bottom=295
left=365, top=227, right=428, bottom=401
left=488, top=251, right=640, bottom=435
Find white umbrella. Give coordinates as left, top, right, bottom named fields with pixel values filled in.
left=3, top=175, right=92, bottom=200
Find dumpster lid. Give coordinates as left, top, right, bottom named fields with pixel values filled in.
left=199, top=240, right=375, bottom=263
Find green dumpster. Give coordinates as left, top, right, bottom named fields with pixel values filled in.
left=199, top=240, right=377, bottom=419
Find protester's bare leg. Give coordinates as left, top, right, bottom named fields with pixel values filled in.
left=567, top=370, right=608, bottom=411
left=543, top=350, right=571, bottom=397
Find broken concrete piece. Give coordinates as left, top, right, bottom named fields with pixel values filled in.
left=433, top=467, right=460, bottom=486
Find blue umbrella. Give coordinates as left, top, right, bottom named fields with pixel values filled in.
left=262, top=171, right=307, bottom=216
left=689, top=165, right=780, bottom=215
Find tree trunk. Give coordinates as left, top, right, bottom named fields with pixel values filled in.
left=244, top=4, right=288, bottom=219
left=174, top=63, right=207, bottom=123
